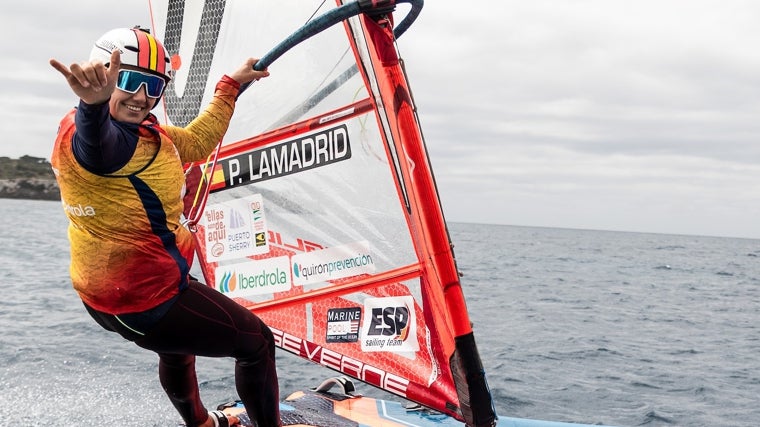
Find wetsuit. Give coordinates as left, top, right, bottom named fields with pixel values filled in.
left=51, top=76, right=280, bottom=427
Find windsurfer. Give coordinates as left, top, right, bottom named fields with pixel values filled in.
left=49, top=27, right=280, bottom=427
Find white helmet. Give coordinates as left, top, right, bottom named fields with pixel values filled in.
left=89, top=27, right=172, bottom=82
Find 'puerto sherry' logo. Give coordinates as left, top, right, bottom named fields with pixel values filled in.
left=203, top=194, right=269, bottom=262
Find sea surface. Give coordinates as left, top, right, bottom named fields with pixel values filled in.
left=1, top=198, right=759, bottom=426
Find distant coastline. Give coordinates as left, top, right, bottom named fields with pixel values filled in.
left=0, top=156, right=60, bottom=201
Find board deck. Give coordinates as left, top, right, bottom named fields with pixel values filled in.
left=212, top=377, right=612, bottom=427
left=219, top=391, right=467, bottom=426
left=216, top=376, right=461, bottom=426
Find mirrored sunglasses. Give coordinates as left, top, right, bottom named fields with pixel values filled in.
left=116, top=69, right=167, bottom=98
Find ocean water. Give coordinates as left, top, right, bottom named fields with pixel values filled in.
left=1, top=198, right=758, bottom=426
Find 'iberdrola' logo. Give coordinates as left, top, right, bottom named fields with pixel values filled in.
left=218, top=270, right=237, bottom=293
left=214, top=256, right=293, bottom=297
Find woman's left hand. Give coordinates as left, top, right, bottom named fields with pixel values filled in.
left=228, top=58, right=270, bottom=85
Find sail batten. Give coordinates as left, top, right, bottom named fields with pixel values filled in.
left=235, top=263, right=423, bottom=312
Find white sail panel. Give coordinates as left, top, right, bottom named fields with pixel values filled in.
left=148, top=1, right=498, bottom=425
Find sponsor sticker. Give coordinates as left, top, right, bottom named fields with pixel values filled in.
left=361, top=296, right=419, bottom=353
left=214, top=256, right=291, bottom=297
left=326, top=307, right=362, bottom=343
left=218, top=124, right=352, bottom=190
left=202, top=193, right=268, bottom=262
left=291, top=241, right=375, bottom=285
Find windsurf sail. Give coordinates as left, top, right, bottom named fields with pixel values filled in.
left=148, top=1, right=497, bottom=426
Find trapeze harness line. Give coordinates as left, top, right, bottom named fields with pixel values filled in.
left=185, top=0, right=424, bottom=227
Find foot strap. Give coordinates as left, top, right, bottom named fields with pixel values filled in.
left=208, top=410, right=231, bottom=427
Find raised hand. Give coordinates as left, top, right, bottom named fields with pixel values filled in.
left=228, top=58, right=270, bottom=85
left=50, top=50, right=122, bottom=105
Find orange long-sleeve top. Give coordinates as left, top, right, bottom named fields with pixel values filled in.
left=51, top=76, right=240, bottom=314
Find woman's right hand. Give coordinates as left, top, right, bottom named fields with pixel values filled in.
left=50, top=50, right=121, bottom=105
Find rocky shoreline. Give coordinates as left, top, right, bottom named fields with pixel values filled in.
left=0, top=156, right=60, bottom=201
left=0, top=178, right=60, bottom=201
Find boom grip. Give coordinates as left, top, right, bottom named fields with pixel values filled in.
left=240, top=0, right=423, bottom=94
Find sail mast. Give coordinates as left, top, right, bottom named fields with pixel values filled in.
left=341, top=3, right=498, bottom=425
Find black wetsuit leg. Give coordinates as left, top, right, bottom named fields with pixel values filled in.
left=84, top=280, right=281, bottom=427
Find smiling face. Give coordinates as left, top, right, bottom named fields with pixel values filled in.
left=109, top=87, right=151, bottom=123
left=109, top=65, right=164, bottom=123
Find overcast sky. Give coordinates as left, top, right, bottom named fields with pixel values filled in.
left=2, top=1, right=759, bottom=239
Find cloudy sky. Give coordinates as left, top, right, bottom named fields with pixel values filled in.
left=3, top=1, right=759, bottom=239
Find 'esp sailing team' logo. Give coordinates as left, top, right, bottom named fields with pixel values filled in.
left=361, top=296, right=419, bottom=353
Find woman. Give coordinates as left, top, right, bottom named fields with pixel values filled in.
left=49, top=27, right=279, bottom=427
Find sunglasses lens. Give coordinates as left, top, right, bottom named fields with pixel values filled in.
left=116, top=70, right=166, bottom=98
